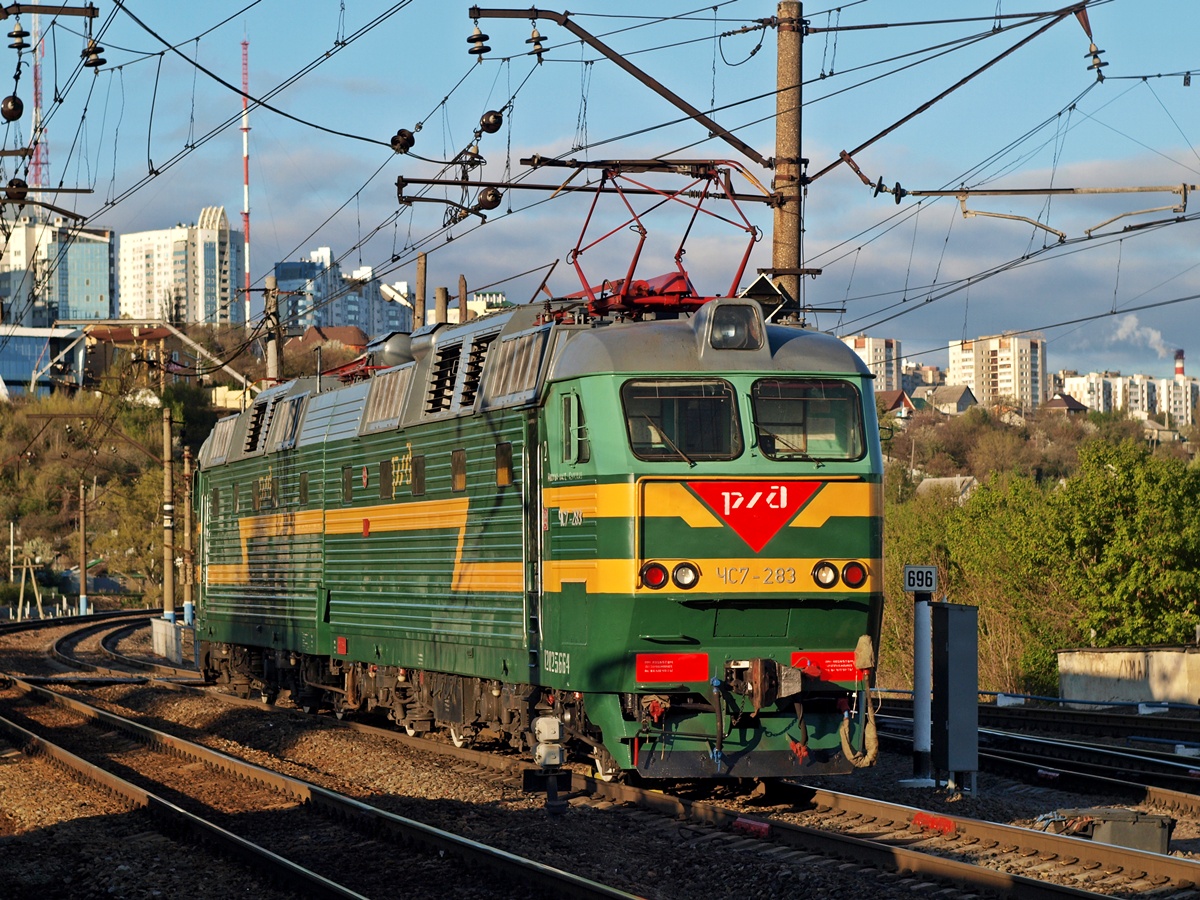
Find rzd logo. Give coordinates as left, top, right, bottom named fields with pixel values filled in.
left=720, top=485, right=788, bottom=516
left=688, top=480, right=823, bottom=553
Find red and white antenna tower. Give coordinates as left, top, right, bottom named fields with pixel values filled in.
left=241, top=37, right=251, bottom=327
left=30, top=15, right=46, bottom=191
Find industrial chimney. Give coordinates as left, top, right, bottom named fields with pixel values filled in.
left=1176, top=349, right=1185, bottom=377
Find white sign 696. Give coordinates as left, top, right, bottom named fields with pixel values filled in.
left=902, top=565, right=938, bottom=592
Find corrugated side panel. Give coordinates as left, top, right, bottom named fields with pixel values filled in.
left=322, top=414, right=526, bottom=648
left=200, top=451, right=323, bottom=641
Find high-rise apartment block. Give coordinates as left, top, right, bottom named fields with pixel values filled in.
left=841, top=334, right=902, bottom=392
left=274, top=249, right=412, bottom=337
left=0, top=215, right=114, bottom=326
left=948, top=333, right=1047, bottom=411
left=117, top=206, right=243, bottom=325
left=1065, top=354, right=1198, bottom=427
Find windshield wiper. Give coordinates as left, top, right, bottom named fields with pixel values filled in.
left=641, top=415, right=696, bottom=467
left=754, top=424, right=824, bottom=467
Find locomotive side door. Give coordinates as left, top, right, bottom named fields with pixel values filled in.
left=525, top=409, right=543, bottom=684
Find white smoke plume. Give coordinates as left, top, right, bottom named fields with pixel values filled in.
left=1112, top=314, right=1170, bottom=358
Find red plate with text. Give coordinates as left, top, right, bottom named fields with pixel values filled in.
left=636, top=652, right=709, bottom=683
left=791, top=651, right=865, bottom=682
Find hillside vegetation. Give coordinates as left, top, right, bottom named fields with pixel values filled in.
left=881, top=406, right=1200, bottom=694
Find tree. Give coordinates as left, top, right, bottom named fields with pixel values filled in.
left=1043, top=439, right=1200, bottom=646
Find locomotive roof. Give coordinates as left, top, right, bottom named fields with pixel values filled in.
left=546, top=305, right=870, bottom=380
left=197, top=298, right=869, bottom=470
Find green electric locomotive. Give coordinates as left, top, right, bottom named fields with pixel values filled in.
left=196, top=162, right=883, bottom=779
left=196, top=294, right=883, bottom=779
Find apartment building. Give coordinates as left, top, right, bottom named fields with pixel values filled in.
left=948, top=333, right=1046, bottom=411
left=841, top=334, right=902, bottom=392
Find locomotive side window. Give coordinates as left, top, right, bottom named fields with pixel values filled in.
left=342, top=466, right=354, bottom=503
left=210, top=487, right=220, bottom=518
left=751, top=379, right=866, bottom=461
left=412, top=455, right=426, bottom=496
left=379, top=459, right=393, bottom=500
left=451, top=449, right=467, bottom=492
left=621, top=379, right=742, bottom=461
left=299, top=472, right=309, bottom=505
left=231, top=483, right=239, bottom=513
left=496, top=442, right=513, bottom=487
left=562, top=393, right=590, bottom=464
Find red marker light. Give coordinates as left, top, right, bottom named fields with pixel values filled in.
left=640, top=562, right=669, bottom=589
left=841, top=561, right=868, bottom=589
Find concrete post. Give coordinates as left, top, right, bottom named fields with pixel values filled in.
left=162, top=408, right=175, bottom=623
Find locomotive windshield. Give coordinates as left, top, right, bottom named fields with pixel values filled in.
left=751, top=378, right=865, bottom=462
left=622, top=379, right=742, bottom=462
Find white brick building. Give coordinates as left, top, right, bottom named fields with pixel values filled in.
left=948, top=333, right=1046, bottom=411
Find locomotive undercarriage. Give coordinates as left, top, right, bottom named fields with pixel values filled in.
left=198, top=642, right=873, bottom=779
left=198, top=641, right=617, bottom=772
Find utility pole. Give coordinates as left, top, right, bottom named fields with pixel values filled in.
left=162, top=407, right=175, bottom=622
left=458, top=274, right=469, bottom=323
left=182, top=448, right=194, bottom=625
left=264, top=274, right=279, bottom=381
left=414, top=252, right=427, bottom=329
left=78, top=479, right=87, bottom=615
left=434, top=286, right=449, bottom=324
left=772, top=2, right=804, bottom=307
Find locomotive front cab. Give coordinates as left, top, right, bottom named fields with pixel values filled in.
left=539, top=298, right=884, bottom=779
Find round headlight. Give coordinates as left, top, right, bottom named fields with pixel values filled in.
left=812, top=561, right=839, bottom=588
left=672, top=562, right=700, bottom=589
left=842, top=561, right=868, bottom=589
left=640, top=562, right=669, bottom=590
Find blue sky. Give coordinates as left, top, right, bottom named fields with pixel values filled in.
left=15, top=1, right=1200, bottom=378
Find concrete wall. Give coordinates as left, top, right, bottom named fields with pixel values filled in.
left=1057, top=646, right=1200, bottom=706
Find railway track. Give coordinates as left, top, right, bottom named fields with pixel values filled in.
left=876, top=712, right=1200, bottom=802
left=0, top=674, right=638, bottom=900
left=878, top=697, right=1200, bottom=746
left=10, top=614, right=1200, bottom=898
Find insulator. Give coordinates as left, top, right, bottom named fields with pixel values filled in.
left=1, top=94, right=22, bottom=122
left=8, top=24, right=29, bottom=50
left=390, top=129, right=415, bottom=153
left=4, top=178, right=26, bottom=201
left=476, top=187, right=502, bottom=211
left=526, top=25, right=548, bottom=48
left=81, top=40, right=106, bottom=69
left=479, top=109, right=503, bottom=134
left=467, top=24, right=490, bottom=56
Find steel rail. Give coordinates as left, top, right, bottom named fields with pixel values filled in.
left=3, top=675, right=642, bottom=900
left=0, top=711, right=372, bottom=900
left=569, top=771, right=1112, bottom=899
left=780, top=783, right=1199, bottom=889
